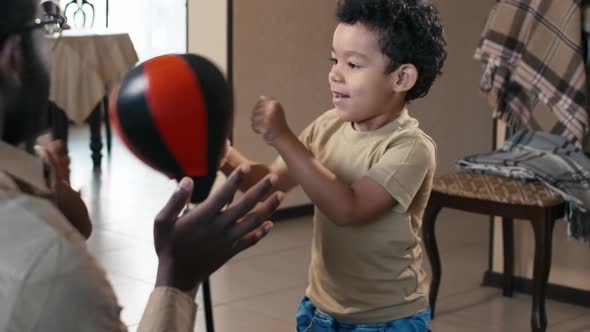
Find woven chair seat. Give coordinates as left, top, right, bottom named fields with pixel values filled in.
left=432, top=173, right=563, bottom=207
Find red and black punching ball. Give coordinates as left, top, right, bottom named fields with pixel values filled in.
left=109, top=54, right=232, bottom=203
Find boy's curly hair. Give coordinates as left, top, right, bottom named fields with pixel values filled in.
left=337, top=0, right=447, bottom=101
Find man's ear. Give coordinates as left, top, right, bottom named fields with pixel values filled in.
left=390, top=63, right=418, bottom=93
left=0, top=35, right=24, bottom=87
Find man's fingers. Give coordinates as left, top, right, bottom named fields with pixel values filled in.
left=52, top=139, right=67, bottom=156
left=225, top=176, right=239, bottom=210
left=35, top=133, right=53, bottom=147
left=187, top=165, right=251, bottom=222
left=34, top=145, right=48, bottom=162
left=216, top=175, right=278, bottom=229
left=155, top=177, right=193, bottom=229
left=34, top=145, right=60, bottom=181
left=231, top=221, right=274, bottom=254
left=225, top=191, right=284, bottom=240
left=34, top=141, right=70, bottom=184
left=55, top=180, right=93, bottom=239
left=51, top=140, right=70, bottom=167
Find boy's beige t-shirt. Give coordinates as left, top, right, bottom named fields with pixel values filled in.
left=274, top=108, right=436, bottom=323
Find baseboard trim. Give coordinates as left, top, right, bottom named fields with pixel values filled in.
left=482, top=271, right=590, bottom=308
left=270, top=203, right=314, bottom=222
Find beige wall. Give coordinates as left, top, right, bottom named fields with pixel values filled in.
left=187, top=0, right=227, bottom=74
left=232, top=0, right=338, bottom=208
left=414, top=0, right=495, bottom=173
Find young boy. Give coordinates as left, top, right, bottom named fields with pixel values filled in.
left=221, top=0, right=446, bottom=330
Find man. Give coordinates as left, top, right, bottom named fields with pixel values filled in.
left=0, top=1, right=284, bottom=331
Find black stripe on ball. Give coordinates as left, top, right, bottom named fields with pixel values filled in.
left=181, top=54, right=233, bottom=203
left=116, top=63, right=184, bottom=178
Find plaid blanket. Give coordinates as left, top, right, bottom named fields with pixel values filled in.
left=474, top=0, right=589, bottom=146
left=457, top=129, right=590, bottom=241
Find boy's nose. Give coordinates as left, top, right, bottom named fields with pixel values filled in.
left=329, top=68, right=344, bottom=83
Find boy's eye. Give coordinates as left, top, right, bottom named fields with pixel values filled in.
left=348, top=62, right=360, bottom=69
left=330, top=57, right=337, bottom=65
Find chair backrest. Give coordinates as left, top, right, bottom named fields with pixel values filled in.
left=63, top=0, right=95, bottom=28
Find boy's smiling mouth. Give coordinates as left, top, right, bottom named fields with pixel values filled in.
left=331, top=91, right=350, bottom=103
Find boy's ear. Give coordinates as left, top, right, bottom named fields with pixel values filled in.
left=390, top=64, right=418, bottom=93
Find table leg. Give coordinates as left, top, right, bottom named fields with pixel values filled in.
left=88, top=104, right=103, bottom=170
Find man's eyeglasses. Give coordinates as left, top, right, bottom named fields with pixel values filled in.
left=23, top=13, right=67, bottom=35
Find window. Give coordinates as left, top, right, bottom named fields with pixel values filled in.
left=59, top=0, right=186, bottom=60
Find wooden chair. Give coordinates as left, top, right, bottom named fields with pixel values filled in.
left=424, top=1, right=590, bottom=326
left=423, top=171, right=566, bottom=332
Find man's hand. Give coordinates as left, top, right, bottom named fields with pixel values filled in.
left=35, top=138, right=92, bottom=238
left=54, top=180, right=93, bottom=238
left=154, top=166, right=284, bottom=297
left=35, top=136, right=70, bottom=185
left=251, top=96, right=291, bottom=145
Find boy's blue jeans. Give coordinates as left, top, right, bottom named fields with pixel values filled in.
left=296, top=297, right=430, bottom=332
